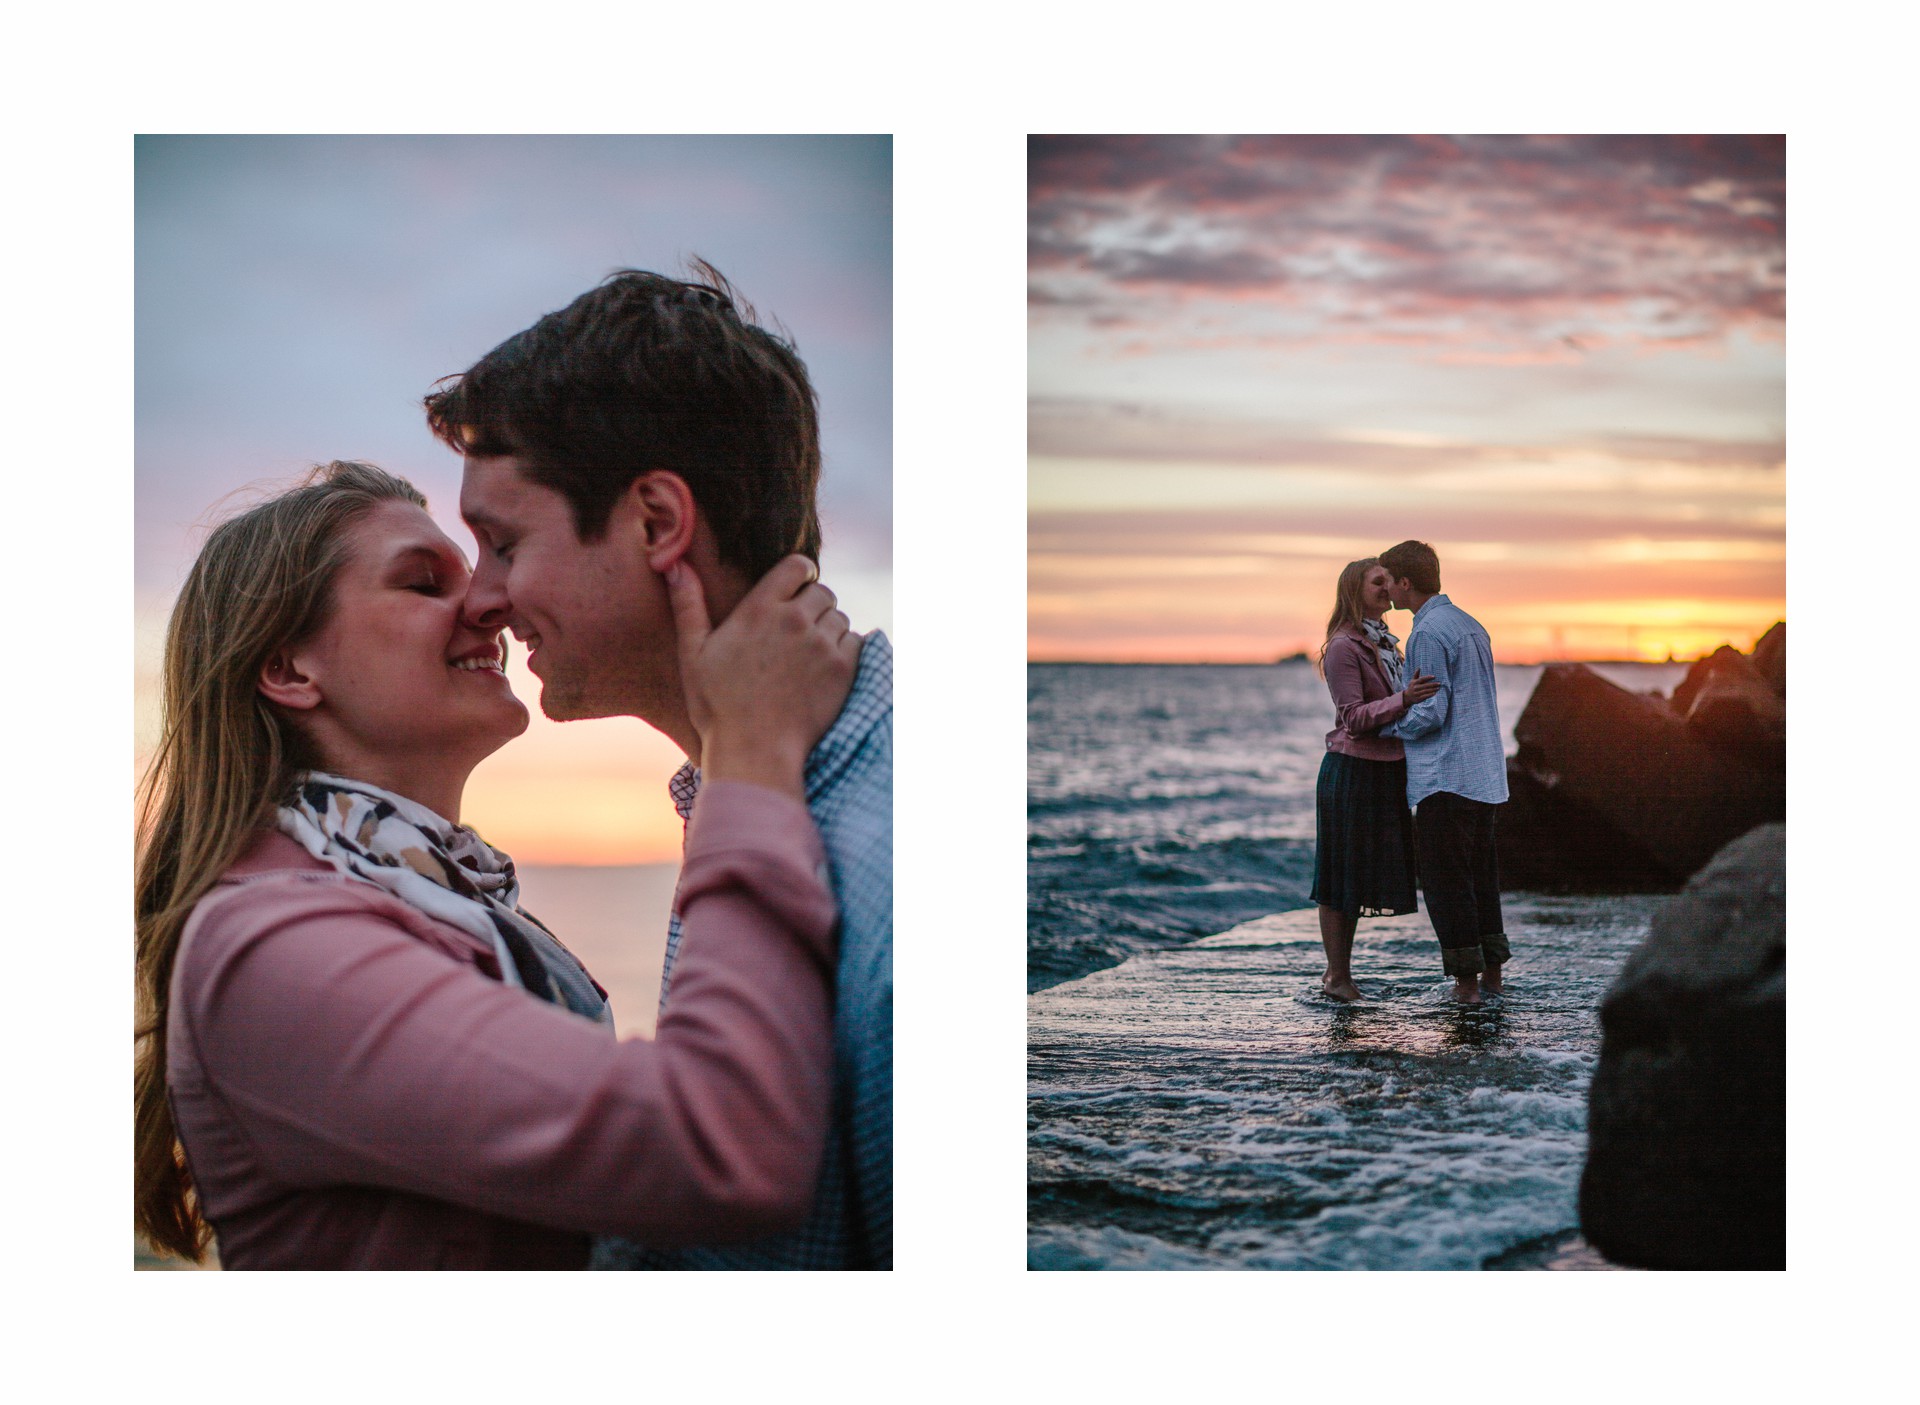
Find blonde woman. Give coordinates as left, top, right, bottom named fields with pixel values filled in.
left=1310, top=558, right=1438, bottom=1000
left=135, top=461, right=857, bottom=1268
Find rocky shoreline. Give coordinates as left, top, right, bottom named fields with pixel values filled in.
left=1496, top=623, right=1787, bottom=1270
left=1501, top=623, right=1785, bottom=893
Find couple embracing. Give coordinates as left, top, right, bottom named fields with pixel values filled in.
left=135, top=265, right=891, bottom=1269
left=1311, top=540, right=1508, bottom=1006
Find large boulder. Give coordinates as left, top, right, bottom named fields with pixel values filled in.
left=1671, top=644, right=1743, bottom=714
left=1512, top=664, right=1783, bottom=882
left=1671, top=646, right=1786, bottom=772
left=1580, top=823, right=1785, bottom=1269
left=1497, top=760, right=1672, bottom=892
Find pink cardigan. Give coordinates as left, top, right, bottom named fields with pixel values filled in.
left=1321, top=627, right=1412, bottom=762
left=166, top=780, right=837, bottom=1270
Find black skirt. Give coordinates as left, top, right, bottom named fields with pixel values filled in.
left=1310, top=750, right=1417, bottom=917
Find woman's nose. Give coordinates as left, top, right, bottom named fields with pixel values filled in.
left=461, top=561, right=511, bottom=630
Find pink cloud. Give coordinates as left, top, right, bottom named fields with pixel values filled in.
left=1028, top=399, right=1783, bottom=472
left=1029, top=503, right=1784, bottom=555
left=1029, top=135, right=1783, bottom=351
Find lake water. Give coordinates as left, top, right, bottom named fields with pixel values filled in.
left=515, top=862, right=678, bottom=1039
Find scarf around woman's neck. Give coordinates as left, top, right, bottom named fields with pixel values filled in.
left=275, top=771, right=611, bottom=1025
left=1360, top=616, right=1406, bottom=690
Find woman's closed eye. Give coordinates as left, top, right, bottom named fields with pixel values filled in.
left=400, top=556, right=471, bottom=595
left=407, top=566, right=469, bottom=595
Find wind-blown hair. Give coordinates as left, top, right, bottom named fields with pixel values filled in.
left=423, top=258, right=821, bottom=583
left=1315, top=557, right=1379, bottom=678
left=134, top=460, right=427, bottom=1263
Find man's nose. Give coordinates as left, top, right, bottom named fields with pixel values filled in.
left=461, top=559, right=512, bottom=630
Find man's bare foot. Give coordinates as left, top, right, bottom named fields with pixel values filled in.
left=1451, top=976, right=1482, bottom=1005
left=1322, top=975, right=1362, bottom=1002
left=1481, top=964, right=1503, bottom=996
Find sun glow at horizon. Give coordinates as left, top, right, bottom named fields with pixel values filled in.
left=1026, top=617, right=1779, bottom=668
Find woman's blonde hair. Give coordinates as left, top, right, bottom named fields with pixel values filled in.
left=1314, top=557, right=1380, bottom=678
left=134, top=460, right=427, bottom=1262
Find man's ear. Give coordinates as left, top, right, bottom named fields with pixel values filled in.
left=258, top=651, right=322, bottom=711
left=623, top=471, right=699, bottom=574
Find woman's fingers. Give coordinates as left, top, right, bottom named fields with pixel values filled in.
left=735, top=558, right=845, bottom=640
left=779, top=578, right=840, bottom=626
left=728, top=554, right=820, bottom=624
left=665, top=561, right=712, bottom=657
left=761, top=553, right=820, bottom=599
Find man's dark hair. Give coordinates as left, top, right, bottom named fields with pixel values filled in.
left=1379, top=540, right=1441, bottom=595
left=424, top=259, right=821, bottom=581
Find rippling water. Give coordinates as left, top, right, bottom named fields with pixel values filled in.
left=1028, top=899, right=1659, bottom=1270
left=1027, top=662, right=1683, bottom=1270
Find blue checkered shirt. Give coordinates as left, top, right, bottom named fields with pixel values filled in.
left=592, top=631, right=893, bottom=1270
left=1381, top=596, right=1509, bottom=807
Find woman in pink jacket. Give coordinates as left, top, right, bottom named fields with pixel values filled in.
left=134, top=461, right=858, bottom=1268
left=1311, top=558, right=1438, bottom=1000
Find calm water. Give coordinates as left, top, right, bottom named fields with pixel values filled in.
left=1027, top=661, right=1683, bottom=1271
left=516, top=862, right=678, bottom=1039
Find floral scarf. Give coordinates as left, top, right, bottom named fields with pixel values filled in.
left=1361, top=616, right=1406, bottom=691
left=276, top=771, right=611, bottom=1025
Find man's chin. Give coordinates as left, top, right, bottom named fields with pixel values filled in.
left=536, top=681, right=607, bottom=723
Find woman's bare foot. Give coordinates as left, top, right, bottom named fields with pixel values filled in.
left=1451, top=976, right=1482, bottom=1005
left=1322, top=975, right=1362, bottom=1002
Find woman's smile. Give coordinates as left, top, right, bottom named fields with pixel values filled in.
left=449, top=641, right=507, bottom=675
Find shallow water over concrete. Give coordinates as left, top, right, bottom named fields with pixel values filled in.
left=1028, top=896, right=1658, bottom=1270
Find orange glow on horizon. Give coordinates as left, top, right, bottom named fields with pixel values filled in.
left=130, top=738, right=690, bottom=867
left=461, top=762, right=687, bottom=866
left=1029, top=596, right=1784, bottom=667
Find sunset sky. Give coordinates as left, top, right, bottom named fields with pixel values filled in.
left=136, top=135, right=890, bottom=864
left=1028, top=135, right=1784, bottom=664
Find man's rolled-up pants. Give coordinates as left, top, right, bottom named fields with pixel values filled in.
left=1415, top=791, right=1510, bottom=978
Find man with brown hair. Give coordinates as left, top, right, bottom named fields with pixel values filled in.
left=1377, top=540, right=1510, bottom=1005
left=426, top=263, right=892, bottom=1267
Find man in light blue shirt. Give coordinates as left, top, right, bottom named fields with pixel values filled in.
left=1378, top=540, right=1511, bottom=1004
left=431, top=264, right=891, bottom=1266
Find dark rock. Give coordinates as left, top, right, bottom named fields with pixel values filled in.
left=1512, top=664, right=1783, bottom=882
left=1686, top=672, right=1786, bottom=771
left=1750, top=621, right=1786, bottom=698
left=1497, top=759, right=1674, bottom=893
left=1668, top=646, right=1786, bottom=771
left=1670, top=644, right=1747, bottom=716
left=1580, top=824, right=1785, bottom=1270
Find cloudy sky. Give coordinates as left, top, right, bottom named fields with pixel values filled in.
left=1029, top=134, right=1784, bottom=662
left=136, top=135, right=890, bottom=863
